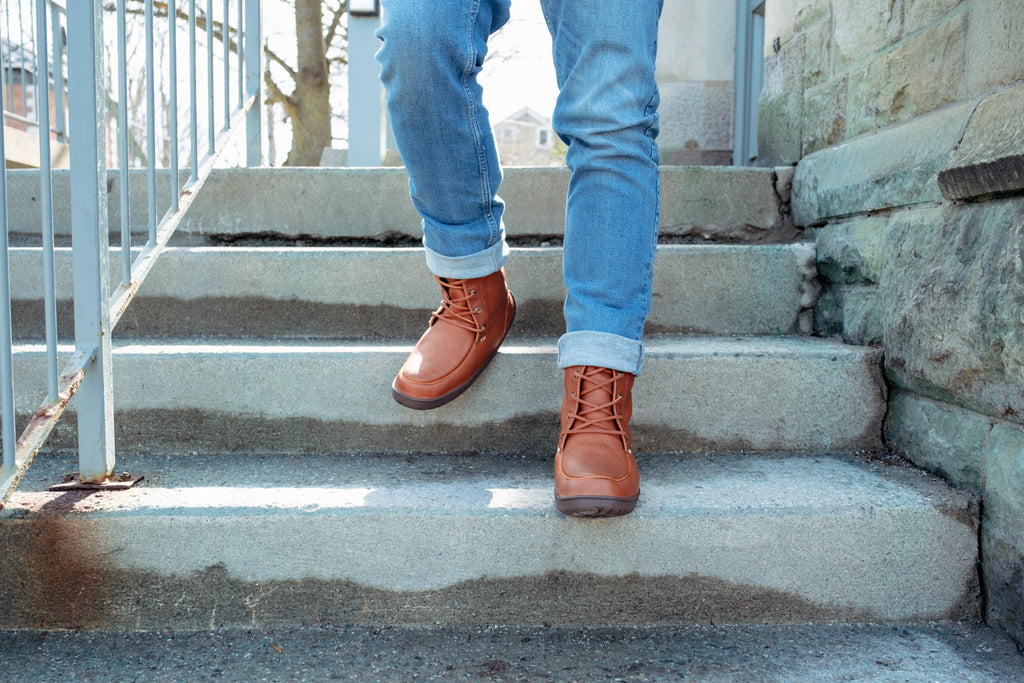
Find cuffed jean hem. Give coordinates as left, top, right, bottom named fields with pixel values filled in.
left=423, top=237, right=510, bottom=279
left=557, top=330, right=645, bottom=376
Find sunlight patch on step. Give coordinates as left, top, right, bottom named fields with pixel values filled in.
left=16, top=487, right=379, bottom=512
left=487, top=487, right=551, bottom=509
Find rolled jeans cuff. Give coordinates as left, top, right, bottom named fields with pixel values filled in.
left=423, top=237, right=509, bottom=280
left=557, top=331, right=646, bottom=376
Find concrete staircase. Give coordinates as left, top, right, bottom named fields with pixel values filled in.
left=0, top=167, right=981, bottom=634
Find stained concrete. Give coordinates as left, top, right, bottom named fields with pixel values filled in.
left=8, top=244, right=818, bottom=339
left=0, top=451, right=977, bottom=630
left=10, top=337, right=885, bottom=454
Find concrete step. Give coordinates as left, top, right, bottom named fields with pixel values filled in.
left=4, top=622, right=1023, bottom=681
left=9, top=244, right=818, bottom=339
left=0, top=450, right=978, bottom=630
left=16, top=336, right=884, bottom=454
left=5, top=166, right=796, bottom=243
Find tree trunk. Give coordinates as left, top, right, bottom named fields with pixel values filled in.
left=285, top=0, right=331, bottom=166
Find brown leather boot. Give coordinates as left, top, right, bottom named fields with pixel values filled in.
left=392, top=268, right=515, bottom=410
left=554, top=366, right=640, bottom=517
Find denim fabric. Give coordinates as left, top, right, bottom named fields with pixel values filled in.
left=377, top=0, right=662, bottom=375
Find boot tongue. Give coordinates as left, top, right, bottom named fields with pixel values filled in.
left=575, top=368, right=617, bottom=432
left=436, top=278, right=473, bottom=321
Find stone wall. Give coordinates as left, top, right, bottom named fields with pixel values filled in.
left=763, top=0, right=1024, bottom=644
left=759, top=0, right=1024, bottom=165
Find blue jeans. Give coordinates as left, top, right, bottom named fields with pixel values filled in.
left=377, top=0, right=662, bottom=375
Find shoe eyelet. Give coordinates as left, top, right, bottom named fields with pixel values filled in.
left=617, top=394, right=622, bottom=399
left=474, top=307, right=482, bottom=313
left=571, top=392, right=576, bottom=397
left=470, top=289, right=477, bottom=295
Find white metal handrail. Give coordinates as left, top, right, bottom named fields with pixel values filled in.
left=0, top=0, right=262, bottom=506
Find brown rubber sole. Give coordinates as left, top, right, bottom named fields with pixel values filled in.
left=555, top=493, right=640, bottom=518
left=391, top=298, right=515, bottom=411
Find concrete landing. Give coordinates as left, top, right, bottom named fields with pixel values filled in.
left=0, top=451, right=977, bottom=630
left=13, top=336, right=885, bottom=454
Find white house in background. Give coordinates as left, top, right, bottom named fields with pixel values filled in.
left=493, top=106, right=564, bottom=167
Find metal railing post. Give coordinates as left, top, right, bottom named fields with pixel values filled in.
left=244, top=0, right=261, bottom=166
left=49, top=1, right=66, bottom=143
left=67, top=0, right=115, bottom=483
left=36, top=0, right=57, bottom=402
left=0, top=58, right=15, bottom=474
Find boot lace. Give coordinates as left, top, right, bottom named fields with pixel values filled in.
left=431, top=277, right=485, bottom=335
left=562, top=366, right=628, bottom=447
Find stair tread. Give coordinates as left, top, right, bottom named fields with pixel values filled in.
left=13, top=335, right=884, bottom=454
left=7, top=166, right=793, bottom=241
left=17, top=334, right=872, bottom=352
left=1, top=451, right=977, bottom=626
left=10, top=243, right=818, bottom=337
left=7, top=451, right=965, bottom=517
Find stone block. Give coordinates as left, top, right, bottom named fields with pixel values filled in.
left=813, top=285, right=844, bottom=337
left=816, top=216, right=887, bottom=285
left=794, top=0, right=830, bottom=32
left=842, top=286, right=883, bottom=345
left=812, top=284, right=881, bottom=344
left=802, top=77, right=848, bottom=157
left=982, top=422, right=1024, bottom=642
left=792, top=100, right=974, bottom=225
left=832, top=0, right=903, bottom=71
left=884, top=389, right=987, bottom=490
left=938, top=83, right=1024, bottom=200
left=846, top=13, right=966, bottom=138
left=904, top=0, right=965, bottom=35
left=985, top=424, right=1024, bottom=545
left=802, top=17, right=832, bottom=89
left=982, top=532, right=1024, bottom=644
left=757, top=35, right=805, bottom=167
left=966, top=0, right=1024, bottom=95
left=882, top=200, right=1024, bottom=421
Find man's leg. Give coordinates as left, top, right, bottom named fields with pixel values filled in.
left=541, top=0, right=663, bottom=516
left=377, top=0, right=516, bottom=409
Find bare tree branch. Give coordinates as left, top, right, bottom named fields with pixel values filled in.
left=264, top=69, right=299, bottom=121
left=264, top=44, right=299, bottom=82
left=104, top=0, right=240, bottom=53
left=324, top=1, right=348, bottom=52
